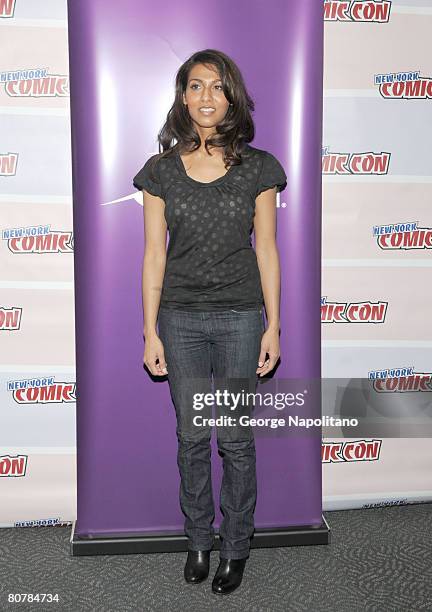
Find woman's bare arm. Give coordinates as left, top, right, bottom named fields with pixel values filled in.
left=254, top=186, right=280, bottom=332
left=141, top=190, right=169, bottom=376
left=254, top=187, right=281, bottom=376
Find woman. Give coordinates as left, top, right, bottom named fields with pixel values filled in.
left=133, top=49, right=287, bottom=596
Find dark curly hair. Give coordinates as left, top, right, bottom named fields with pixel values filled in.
left=147, top=49, right=255, bottom=180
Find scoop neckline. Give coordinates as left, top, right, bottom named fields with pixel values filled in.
left=175, top=148, right=235, bottom=187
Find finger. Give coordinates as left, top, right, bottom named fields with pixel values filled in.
left=144, top=360, right=154, bottom=376
left=153, top=358, right=166, bottom=376
left=256, top=357, right=270, bottom=374
left=156, top=362, right=168, bottom=375
left=144, top=359, right=164, bottom=377
left=259, top=356, right=278, bottom=376
left=259, top=357, right=278, bottom=376
left=156, top=355, right=168, bottom=374
left=257, top=348, right=267, bottom=368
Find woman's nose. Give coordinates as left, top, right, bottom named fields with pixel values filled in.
left=200, top=88, right=213, bottom=102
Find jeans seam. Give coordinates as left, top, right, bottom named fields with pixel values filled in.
left=230, top=308, right=262, bottom=314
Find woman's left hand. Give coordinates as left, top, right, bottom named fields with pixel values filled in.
left=256, top=327, right=280, bottom=377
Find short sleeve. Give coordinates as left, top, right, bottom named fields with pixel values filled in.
left=132, top=154, right=163, bottom=198
left=255, top=151, right=287, bottom=198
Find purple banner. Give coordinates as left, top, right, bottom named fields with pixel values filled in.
left=68, top=0, right=324, bottom=536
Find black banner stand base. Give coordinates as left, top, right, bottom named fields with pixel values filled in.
left=70, top=515, right=330, bottom=556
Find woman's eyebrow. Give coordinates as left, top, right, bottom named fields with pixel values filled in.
left=188, top=78, right=222, bottom=83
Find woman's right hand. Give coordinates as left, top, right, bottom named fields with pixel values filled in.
left=143, top=332, right=168, bottom=376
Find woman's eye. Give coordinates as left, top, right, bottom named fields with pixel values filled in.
left=189, top=83, right=222, bottom=91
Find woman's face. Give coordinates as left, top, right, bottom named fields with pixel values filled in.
left=182, top=63, right=230, bottom=130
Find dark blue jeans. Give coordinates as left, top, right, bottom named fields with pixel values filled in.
left=157, top=305, right=265, bottom=560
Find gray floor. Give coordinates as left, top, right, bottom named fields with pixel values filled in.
left=0, top=504, right=431, bottom=611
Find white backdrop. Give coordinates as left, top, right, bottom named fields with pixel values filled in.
left=0, top=0, right=431, bottom=526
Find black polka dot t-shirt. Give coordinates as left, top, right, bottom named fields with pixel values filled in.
left=133, top=143, right=287, bottom=311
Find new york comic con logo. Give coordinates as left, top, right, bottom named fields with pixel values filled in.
left=7, top=377, right=76, bottom=404
left=0, top=68, right=69, bottom=97
left=322, top=146, right=390, bottom=175
left=0, top=455, right=27, bottom=477
left=322, top=439, right=382, bottom=463
left=375, top=71, right=432, bottom=99
left=2, top=225, right=74, bottom=254
left=15, top=518, right=71, bottom=528
left=324, top=0, right=392, bottom=23
left=373, top=222, right=432, bottom=250
left=0, top=306, right=22, bottom=330
left=0, top=0, right=16, bottom=18
left=0, top=151, right=17, bottom=176
left=321, top=296, right=388, bottom=323
left=368, top=366, right=432, bottom=393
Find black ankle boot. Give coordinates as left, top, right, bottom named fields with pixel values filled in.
left=211, top=557, right=247, bottom=595
left=184, top=550, right=211, bottom=584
